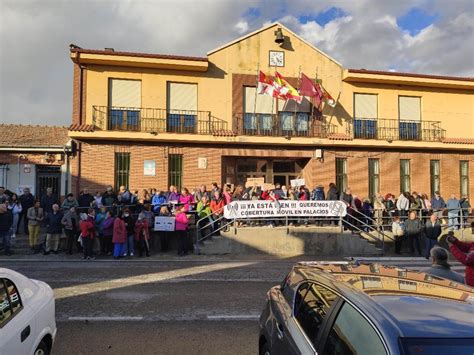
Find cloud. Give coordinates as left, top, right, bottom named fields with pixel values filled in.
left=0, top=0, right=472, bottom=126
left=235, top=20, right=249, bottom=34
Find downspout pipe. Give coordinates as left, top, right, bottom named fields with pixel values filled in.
left=73, top=50, right=84, bottom=196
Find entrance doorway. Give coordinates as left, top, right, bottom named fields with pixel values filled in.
left=222, top=158, right=308, bottom=187
left=36, top=165, right=61, bottom=200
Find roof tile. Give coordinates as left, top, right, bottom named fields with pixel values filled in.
left=0, top=124, right=69, bottom=147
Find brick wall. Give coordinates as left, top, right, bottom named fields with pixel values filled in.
left=72, top=142, right=474, bottom=199
left=72, top=63, right=87, bottom=126
left=0, top=152, right=64, bottom=166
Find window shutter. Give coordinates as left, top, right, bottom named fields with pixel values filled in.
left=244, top=87, right=275, bottom=114
left=399, top=96, right=421, bottom=121
left=109, top=79, right=141, bottom=108
left=168, top=83, right=197, bottom=111
left=354, top=94, right=377, bottom=119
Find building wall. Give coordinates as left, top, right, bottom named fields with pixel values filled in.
left=72, top=142, right=474, bottom=199
left=0, top=152, right=69, bottom=197
left=77, top=24, right=474, bottom=143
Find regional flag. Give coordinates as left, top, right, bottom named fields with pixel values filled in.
left=257, top=71, right=275, bottom=96
left=274, top=71, right=303, bottom=103
left=299, top=73, right=324, bottom=109
left=322, top=86, right=337, bottom=108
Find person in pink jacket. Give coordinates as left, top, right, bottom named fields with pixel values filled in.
left=113, top=211, right=127, bottom=259
left=175, top=205, right=189, bottom=256
left=178, top=187, right=194, bottom=211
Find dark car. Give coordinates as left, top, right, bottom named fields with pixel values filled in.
left=259, top=261, right=474, bottom=355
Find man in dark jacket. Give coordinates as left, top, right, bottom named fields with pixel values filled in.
left=404, top=211, right=422, bottom=256
left=78, top=188, right=95, bottom=208
left=40, top=187, right=59, bottom=216
left=426, top=246, right=464, bottom=284
left=326, top=183, right=339, bottom=201
left=44, top=203, right=63, bottom=255
left=424, top=214, right=441, bottom=259
left=0, top=204, right=13, bottom=256
left=102, top=186, right=118, bottom=207
left=19, top=187, right=35, bottom=235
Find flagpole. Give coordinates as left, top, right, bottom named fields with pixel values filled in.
left=253, top=61, right=260, bottom=130
left=293, top=66, right=301, bottom=133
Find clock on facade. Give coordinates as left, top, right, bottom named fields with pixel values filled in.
left=269, top=50, right=284, bottom=67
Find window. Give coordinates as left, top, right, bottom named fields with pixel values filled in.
left=323, top=302, right=386, bottom=355
left=430, top=160, right=440, bottom=196
left=399, top=96, right=421, bottom=140
left=243, top=86, right=274, bottom=134
left=114, top=153, right=130, bottom=190
left=460, top=161, right=469, bottom=197
left=353, top=93, right=377, bottom=139
left=368, top=158, right=380, bottom=200
left=168, top=154, right=183, bottom=190
left=108, top=79, right=141, bottom=131
left=167, top=82, right=198, bottom=133
left=0, top=278, right=23, bottom=327
left=294, top=282, right=339, bottom=346
left=400, top=159, right=411, bottom=193
left=336, top=158, right=348, bottom=193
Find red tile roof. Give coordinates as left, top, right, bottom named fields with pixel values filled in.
left=211, top=129, right=237, bottom=137
left=348, top=69, right=474, bottom=82
left=0, top=124, right=69, bottom=148
left=68, top=124, right=96, bottom=132
left=70, top=47, right=208, bottom=62
left=327, top=133, right=353, bottom=141
left=442, top=138, right=474, bottom=145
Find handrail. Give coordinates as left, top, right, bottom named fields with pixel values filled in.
left=194, top=205, right=231, bottom=254
left=92, top=105, right=228, bottom=134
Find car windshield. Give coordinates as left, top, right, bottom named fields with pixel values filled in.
left=401, top=338, right=474, bottom=355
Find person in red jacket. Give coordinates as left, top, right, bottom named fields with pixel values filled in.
left=210, top=191, right=225, bottom=235
left=134, top=216, right=150, bottom=257
left=113, top=211, right=127, bottom=259
left=79, top=213, right=95, bottom=260
left=174, top=205, right=189, bottom=256
left=447, top=232, right=474, bottom=287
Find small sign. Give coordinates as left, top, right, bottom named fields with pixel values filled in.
left=154, top=216, right=176, bottom=231
left=245, top=177, right=265, bottom=188
left=262, top=183, right=275, bottom=191
left=144, top=160, right=156, bottom=176
left=23, top=164, right=31, bottom=173
left=198, top=157, right=208, bottom=169
left=290, top=178, right=305, bottom=188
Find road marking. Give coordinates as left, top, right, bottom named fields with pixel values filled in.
left=207, top=315, right=260, bottom=320
left=38, top=277, right=281, bottom=284
left=54, top=261, right=257, bottom=300
left=68, top=316, right=143, bottom=321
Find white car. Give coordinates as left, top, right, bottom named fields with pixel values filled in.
left=0, top=268, right=56, bottom=355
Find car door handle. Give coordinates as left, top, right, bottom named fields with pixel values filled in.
left=21, top=325, right=30, bottom=342
left=276, top=322, right=284, bottom=340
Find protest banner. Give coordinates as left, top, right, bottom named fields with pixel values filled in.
left=245, top=177, right=265, bottom=188
left=154, top=216, right=176, bottom=231
left=223, top=200, right=347, bottom=219
left=290, top=178, right=305, bottom=187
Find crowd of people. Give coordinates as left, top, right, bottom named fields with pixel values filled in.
left=0, top=182, right=473, bottom=286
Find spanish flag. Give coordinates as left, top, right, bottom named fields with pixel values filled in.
left=274, top=71, right=303, bottom=103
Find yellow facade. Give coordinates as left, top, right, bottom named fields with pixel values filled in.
left=71, top=22, right=474, bottom=151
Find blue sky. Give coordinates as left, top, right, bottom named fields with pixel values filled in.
left=397, top=8, right=440, bottom=35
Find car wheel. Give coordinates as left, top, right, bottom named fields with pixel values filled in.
left=34, top=340, right=49, bottom=355
left=260, top=341, right=271, bottom=355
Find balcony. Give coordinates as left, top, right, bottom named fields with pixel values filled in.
left=233, top=113, right=337, bottom=138
left=92, top=106, right=228, bottom=134
left=347, top=117, right=446, bottom=142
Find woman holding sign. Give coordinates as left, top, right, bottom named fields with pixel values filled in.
left=175, top=205, right=189, bottom=256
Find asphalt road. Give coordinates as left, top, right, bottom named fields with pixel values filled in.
left=0, top=255, right=463, bottom=355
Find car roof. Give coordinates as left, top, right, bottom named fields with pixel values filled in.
left=292, top=262, right=474, bottom=338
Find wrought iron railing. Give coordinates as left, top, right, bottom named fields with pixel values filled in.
left=347, top=117, right=446, bottom=142
left=233, top=112, right=337, bottom=138
left=92, top=106, right=228, bottom=134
